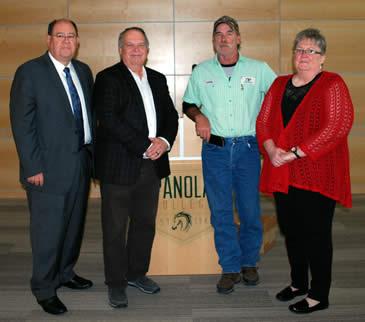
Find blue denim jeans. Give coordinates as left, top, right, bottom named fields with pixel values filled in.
left=202, top=136, right=262, bottom=273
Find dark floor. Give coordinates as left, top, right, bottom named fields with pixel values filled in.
left=0, top=196, right=364, bottom=321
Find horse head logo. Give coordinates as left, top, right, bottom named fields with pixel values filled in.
left=171, top=211, right=192, bottom=232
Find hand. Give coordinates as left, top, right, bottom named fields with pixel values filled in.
left=146, top=137, right=168, bottom=160
left=27, top=173, right=44, bottom=186
left=281, top=151, right=297, bottom=163
left=267, top=146, right=287, bottom=167
left=269, top=148, right=298, bottom=167
left=195, top=114, right=211, bottom=141
left=264, top=139, right=292, bottom=167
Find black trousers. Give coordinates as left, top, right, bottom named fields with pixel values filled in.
left=100, top=160, right=160, bottom=288
left=27, top=149, right=91, bottom=301
left=274, top=186, right=336, bottom=303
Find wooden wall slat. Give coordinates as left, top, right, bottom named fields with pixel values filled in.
left=0, top=0, right=67, bottom=24
left=281, top=0, right=365, bottom=20
left=70, top=0, right=173, bottom=23
left=344, top=75, right=365, bottom=127
left=0, top=26, right=46, bottom=78
left=175, top=0, right=279, bottom=21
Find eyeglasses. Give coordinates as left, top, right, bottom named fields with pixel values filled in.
left=294, top=48, right=322, bottom=55
left=52, top=33, right=77, bottom=41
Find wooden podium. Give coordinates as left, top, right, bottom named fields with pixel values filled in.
left=148, top=161, right=278, bottom=275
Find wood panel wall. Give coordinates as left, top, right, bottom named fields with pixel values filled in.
left=1, top=0, right=365, bottom=197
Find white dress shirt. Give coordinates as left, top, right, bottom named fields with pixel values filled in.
left=129, top=67, right=170, bottom=155
left=48, top=52, right=92, bottom=144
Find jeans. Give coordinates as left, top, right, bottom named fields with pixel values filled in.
left=202, top=136, right=262, bottom=273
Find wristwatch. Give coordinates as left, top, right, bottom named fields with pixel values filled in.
left=290, top=146, right=301, bottom=159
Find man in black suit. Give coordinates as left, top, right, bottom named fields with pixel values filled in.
left=10, top=19, right=93, bottom=315
left=93, top=27, right=178, bottom=308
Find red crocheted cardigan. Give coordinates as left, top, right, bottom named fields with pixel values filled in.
left=256, top=71, right=354, bottom=208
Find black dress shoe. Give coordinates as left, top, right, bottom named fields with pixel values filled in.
left=38, top=296, right=67, bottom=315
left=289, top=298, right=329, bottom=314
left=276, top=286, right=307, bottom=301
left=62, top=274, right=93, bottom=289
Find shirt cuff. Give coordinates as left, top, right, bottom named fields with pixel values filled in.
left=158, top=136, right=171, bottom=151
left=143, top=142, right=153, bottom=159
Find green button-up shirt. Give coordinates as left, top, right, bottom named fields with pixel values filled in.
left=183, top=55, right=276, bottom=137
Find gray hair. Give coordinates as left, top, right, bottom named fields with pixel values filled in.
left=293, top=28, right=326, bottom=54
left=213, top=16, right=241, bottom=50
left=118, top=27, right=150, bottom=49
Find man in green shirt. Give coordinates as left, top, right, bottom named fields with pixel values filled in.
left=183, top=16, right=276, bottom=294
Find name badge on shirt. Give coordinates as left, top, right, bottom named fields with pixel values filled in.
left=240, top=76, right=256, bottom=90
left=204, top=80, right=215, bottom=88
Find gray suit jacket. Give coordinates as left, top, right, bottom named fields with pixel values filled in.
left=10, top=52, right=94, bottom=194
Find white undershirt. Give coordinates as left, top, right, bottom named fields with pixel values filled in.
left=48, top=52, right=92, bottom=144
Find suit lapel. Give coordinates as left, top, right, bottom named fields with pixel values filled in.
left=118, top=62, right=148, bottom=130
left=118, top=62, right=144, bottom=105
left=42, top=53, right=75, bottom=123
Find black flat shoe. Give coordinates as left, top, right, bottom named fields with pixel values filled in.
left=38, top=296, right=67, bottom=315
left=62, top=274, right=93, bottom=289
left=276, top=286, right=307, bottom=301
left=289, top=298, right=329, bottom=314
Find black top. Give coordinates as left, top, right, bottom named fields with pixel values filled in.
left=281, top=72, right=322, bottom=127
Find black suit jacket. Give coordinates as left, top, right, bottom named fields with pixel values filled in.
left=10, top=53, right=94, bottom=194
left=93, top=61, right=178, bottom=184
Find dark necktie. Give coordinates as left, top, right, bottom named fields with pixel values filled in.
left=64, top=67, right=85, bottom=148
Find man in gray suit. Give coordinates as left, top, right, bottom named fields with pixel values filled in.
left=10, top=18, right=93, bottom=315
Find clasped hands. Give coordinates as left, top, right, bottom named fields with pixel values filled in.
left=268, top=147, right=296, bottom=167
left=146, top=137, right=168, bottom=160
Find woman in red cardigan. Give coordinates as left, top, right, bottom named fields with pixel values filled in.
left=256, top=28, right=354, bottom=314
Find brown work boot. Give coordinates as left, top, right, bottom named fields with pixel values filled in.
left=216, top=273, right=241, bottom=294
left=241, top=267, right=260, bottom=285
